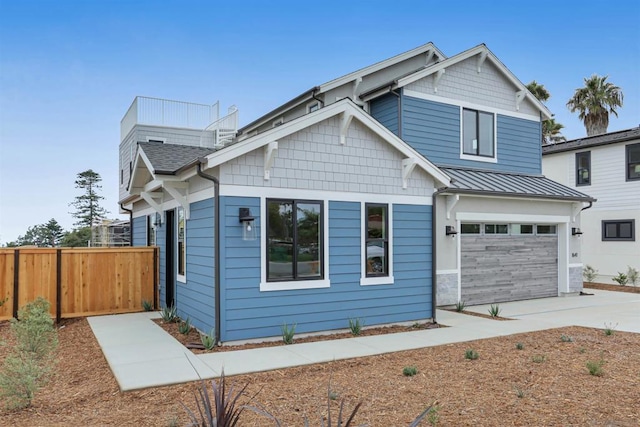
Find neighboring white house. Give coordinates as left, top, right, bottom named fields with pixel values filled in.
left=542, top=127, right=640, bottom=282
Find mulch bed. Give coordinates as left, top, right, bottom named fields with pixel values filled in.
left=584, top=282, right=640, bottom=294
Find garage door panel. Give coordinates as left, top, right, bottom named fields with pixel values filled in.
left=461, top=235, right=558, bottom=305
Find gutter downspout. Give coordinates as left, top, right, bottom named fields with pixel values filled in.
left=120, top=203, right=133, bottom=246
left=197, top=159, right=222, bottom=345
left=431, top=187, right=450, bottom=324
left=311, top=88, right=324, bottom=108
left=581, top=201, right=593, bottom=212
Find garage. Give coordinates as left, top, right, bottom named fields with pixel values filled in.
left=460, top=224, right=558, bottom=305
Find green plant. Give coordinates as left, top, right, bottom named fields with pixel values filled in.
left=612, top=272, right=628, bottom=286
left=0, top=297, right=58, bottom=409
left=403, top=366, right=418, bottom=377
left=142, top=299, right=153, bottom=311
left=603, top=322, right=617, bottom=336
left=515, top=342, right=524, bottom=350
left=579, top=347, right=586, bottom=354
left=582, top=265, right=598, bottom=283
left=160, top=304, right=178, bottom=322
left=328, top=390, right=339, bottom=401
left=166, top=416, right=179, bottom=427
left=532, top=354, right=546, bottom=363
left=200, top=329, right=216, bottom=350
left=464, top=349, right=479, bottom=360
left=513, top=386, right=526, bottom=398
left=560, top=334, right=573, bottom=343
left=488, top=304, right=501, bottom=318
left=586, top=358, right=605, bottom=376
left=454, top=300, right=466, bottom=312
left=426, top=405, right=439, bottom=426
left=179, top=318, right=192, bottom=335
left=348, top=318, right=364, bottom=336
left=627, top=266, right=639, bottom=286
left=281, top=323, right=296, bottom=345
left=410, top=404, right=437, bottom=427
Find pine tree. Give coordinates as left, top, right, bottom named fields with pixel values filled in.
left=69, top=170, right=108, bottom=229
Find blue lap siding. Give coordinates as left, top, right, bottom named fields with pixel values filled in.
left=370, top=92, right=400, bottom=136
left=219, top=197, right=433, bottom=342
left=131, top=216, right=147, bottom=246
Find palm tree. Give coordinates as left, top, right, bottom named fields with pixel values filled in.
left=566, top=74, right=624, bottom=136
left=526, top=81, right=565, bottom=144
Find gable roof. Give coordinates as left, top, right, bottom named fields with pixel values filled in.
left=395, top=44, right=553, bottom=120
left=542, top=126, right=640, bottom=155
left=205, top=97, right=451, bottom=188
left=137, top=141, right=214, bottom=175
left=441, top=166, right=595, bottom=202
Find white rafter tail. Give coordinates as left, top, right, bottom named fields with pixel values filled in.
left=477, top=51, right=487, bottom=73
left=353, top=77, right=363, bottom=101
left=445, top=194, right=460, bottom=220
left=264, top=140, right=278, bottom=180
left=164, top=182, right=190, bottom=219
left=340, top=112, right=353, bottom=145
left=515, top=90, right=526, bottom=111
left=433, top=68, right=445, bottom=93
left=140, top=191, right=164, bottom=216
left=401, top=157, right=418, bottom=189
left=425, top=49, right=434, bottom=66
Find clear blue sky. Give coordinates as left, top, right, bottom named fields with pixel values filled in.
left=1, top=0, right=638, bottom=244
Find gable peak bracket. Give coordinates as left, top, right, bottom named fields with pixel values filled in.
left=401, top=157, right=418, bottom=189
left=264, top=140, right=278, bottom=180
left=340, top=112, right=354, bottom=145
left=433, top=68, right=445, bottom=93
left=477, top=51, right=487, bottom=73
left=515, top=90, right=526, bottom=111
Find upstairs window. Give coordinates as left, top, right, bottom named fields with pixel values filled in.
left=576, top=151, right=591, bottom=186
left=307, top=102, right=320, bottom=113
left=627, top=143, right=640, bottom=181
left=365, top=204, right=388, bottom=277
left=462, top=108, right=495, bottom=158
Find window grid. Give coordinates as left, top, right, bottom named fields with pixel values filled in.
left=602, top=219, right=635, bottom=241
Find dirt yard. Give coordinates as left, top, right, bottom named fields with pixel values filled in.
left=1, top=313, right=638, bottom=426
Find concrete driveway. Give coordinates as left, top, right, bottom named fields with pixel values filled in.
left=464, top=289, right=640, bottom=333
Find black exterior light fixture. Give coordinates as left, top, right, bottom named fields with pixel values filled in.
left=445, top=225, right=458, bottom=237
left=239, top=208, right=256, bottom=241
left=572, top=227, right=583, bottom=236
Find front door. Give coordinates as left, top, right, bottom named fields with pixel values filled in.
left=165, top=209, right=176, bottom=308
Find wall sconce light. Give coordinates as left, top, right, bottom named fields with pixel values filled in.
left=572, top=227, right=583, bottom=236
left=152, top=213, right=162, bottom=228
left=445, top=225, right=458, bottom=237
left=239, top=208, right=256, bottom=241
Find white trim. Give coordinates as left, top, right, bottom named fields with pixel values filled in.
left=259, top=197, right=331, bottom=292
left=306, top=100, right=320, bottom=113
left=360, top=202, right=394, bottom=286
left=176, top=206, right=186, bottom=284
left=401, top=158, right=418, bottom=189
left=456, top=213, right=570, bottom=224
left=436, top=269, right=459, bottom=275
left=568, top=263, right=583, bottom=268
left=219, top=185, right=433, bottom=205
left=272, top=117, right=284, bottom=128
left=404, top=89, right=541, bottom=122
left=460, top=153, right=498, bottom=164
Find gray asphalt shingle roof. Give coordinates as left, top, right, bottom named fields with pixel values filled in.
left=441, top=167, right=596, bottom=202
left=138, top=141, right=214, bottom=174
left=542, top=127, right=640, bottom=155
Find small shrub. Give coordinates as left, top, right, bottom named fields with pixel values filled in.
left=579, top=347, right=586, bottom=354
left=410, top=404, right=437, bottom=427
left=612, top=272, right=628, bottom=286
left=464, top=349, right=479, bottom=360
left=586, top=358, right=605, bottom=376
left=513, top=386, right=526, bottom=398
left=627, top=266, right=639, bottom=286
left=560, top=334, right=573, bottom=343
left=582, top=265, right=598, bottom=283
left=515, top=342, right=524, bottom=350
left=328, top=390, right=339, bottom=401
left=427, top=405, right=440, bottom=426
left=403, top=366, right=418, bottom=377
left=603, top=322, right=617, bottom=336
left=281, top=323, right=296, bottom=345
left=142, top=299, right=153, bottom=311
left=200, top=329, right=216, bottom=350
left=454, top=300, right=466, bottom=312
left=348, top=318, right=364, bottom=336
left=166, top=416, right=179, bottom=427
left=488, top=304, right=501, bottom=318
left=532, top=354, right=546, bottom=363
left=178, top=318, right=192, bottom=335
left=160, top=304, right=178, bottom=322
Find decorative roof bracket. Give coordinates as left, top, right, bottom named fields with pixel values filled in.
left=433, top=69, right=445, bottom=93
left=515, top=90, right=526, bottom=111
left=402, top=157, right=418, bottom=189
left=477, top=51, right=487, bottom=73
left=264, top=140, right=278, bottom=180
left=445, top=194, right=460, bottom=220
left=340, top=112, right=353, bottom=145
left=163, top=182, right=190, bottom=220
left=140, top=191, right=164, bottom=216
left=425, top=49, right=434, bottom=66
left=352, top=77, right=363, bottom=102
left=572, top=202, right=583, bottom=223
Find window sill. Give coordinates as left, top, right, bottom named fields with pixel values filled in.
left=360, top=276, right=394, bottom=286
left=260, top=278, right=330, bottom=292
left=177, top=275, right=186, bottom=284
left=460, top=153, right=497, bottom=163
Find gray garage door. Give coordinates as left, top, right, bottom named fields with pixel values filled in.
left=461, top=235, right=558, bottom=305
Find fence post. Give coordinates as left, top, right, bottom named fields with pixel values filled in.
left=56, top=249, right=62, bottom=323
left=12, top=249, right=19, bottom=319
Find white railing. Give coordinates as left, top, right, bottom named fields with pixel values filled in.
left=120, top=96, right=219, bottom=140
left=200, top=106, right=239, bottom=148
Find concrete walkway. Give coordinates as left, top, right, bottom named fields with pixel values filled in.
left=88, top=289, right=639, bottom=391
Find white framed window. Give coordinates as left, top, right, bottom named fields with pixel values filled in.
left=177, top=207, right=186, bottom=283
left=536, top=225, right=557, bottom=235
left=361, top=203, right=394, bottom=286
left=146, top=214, right=157, bottom=246
left=460, top=108, right=497, bottom=163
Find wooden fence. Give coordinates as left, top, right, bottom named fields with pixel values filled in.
left=0, top=247, right=158, bottom=321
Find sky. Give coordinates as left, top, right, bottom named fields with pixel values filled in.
left=0, top=0, right=638, bottom=244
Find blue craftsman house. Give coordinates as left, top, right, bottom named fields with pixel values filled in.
left=119, top=43, right=594, bottom=343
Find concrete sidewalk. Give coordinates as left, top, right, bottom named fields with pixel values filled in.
left=88, top=289, right=639, bottom=391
